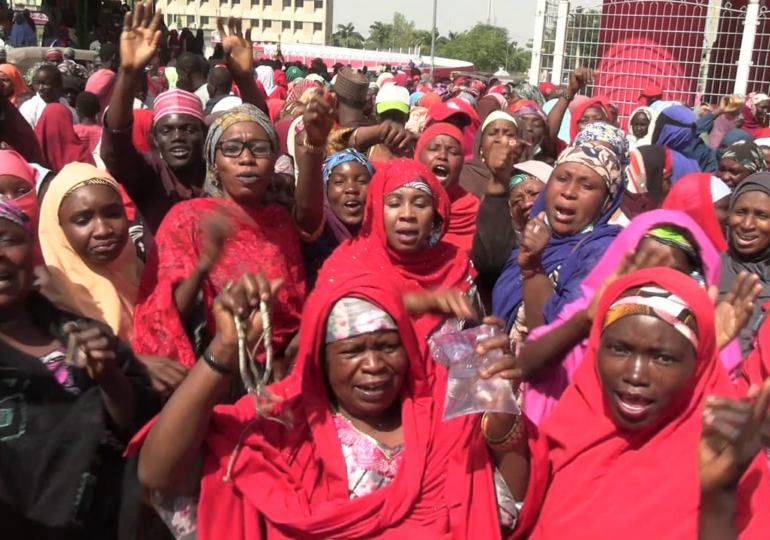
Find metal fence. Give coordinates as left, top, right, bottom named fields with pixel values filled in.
left=529, top=0, right=770, bottom=123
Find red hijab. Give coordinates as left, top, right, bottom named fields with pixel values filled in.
left=569, top=96, right=613, bottom=140
left=416, top=123, right=480, bottom=253
left=419, top=91, right=442, bottom=109
left=0, top=149, right=42, bottom=264
left=129, top=276, right=503, bottom=539
left=267, top=98, right=285, bottom=124
left=34, top=104, right=95, bottom=173
left=317, top=159, right=476, bottom=338
left=662, top=173, right=728, bottom=252
left=517, top=268, right=770, bottom=539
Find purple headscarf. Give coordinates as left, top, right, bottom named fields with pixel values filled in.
left=521, top=209, right=741, bottom=426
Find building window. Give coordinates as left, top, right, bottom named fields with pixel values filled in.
left=313, top=22, right=322, bottom=32
left=314, top=0, right=322, bottom=9
left=252, top=19, right=260, bottom=28
left=282, top=20, right=291, bottom=30
left=251, top=0, right=258, bottom=5
left=264, top=0, right=272, bottom=6
left=201, top=16, right=210, bottom=25
left=282, top=0, right=291, bottom=7
left=188, top=16, right=195, bottom=26
left=295, top=0, right=304, bottom=7
left=263, top=20, right=272, bottom=28
left=295, top=21, right=303, bottom=30
left=233, top=0, right=240, bottom=4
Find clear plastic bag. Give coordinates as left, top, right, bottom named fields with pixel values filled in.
left=429, top=324, right=520, bottom=420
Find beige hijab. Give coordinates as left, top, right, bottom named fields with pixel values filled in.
left=39, top=163, right=144, bottom=342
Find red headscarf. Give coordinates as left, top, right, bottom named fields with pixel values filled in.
left=85, top=69, right=116, bottom=125
left=274, top=69, right=288, bottom=89
left=132, top=109, right=154, bottom=153
left=35, top=104, right=95, bottom=173
left=662, top=173, right=728, bottom=252
left=0, top=64, right=30, bottom=106
left=507, top=99, right=538, bottom=115
left=415, top=123, right=480, bottom=253
left=569, top=96, right=613, bottom=140
left=128, top=276, right=504, bottom=539
left=393, top=73, right=408, bottom=87
left=0, top=149, right=42, bottom=264
left=316, top=159, right=476, bottom=338
left=133, top=198, right=306, bottom=367
left=517, top=268, right=770, bottom=539
left=638, top=84, right=663, bottom=107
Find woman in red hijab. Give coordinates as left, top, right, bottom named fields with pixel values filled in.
left=569, top=95, right=613, bottom=141
left=662, top=172, right=729, bottom=252
left=34, top=103, right=95, bottom=172
left=132, top=274, right=522, bottom=539
left=416, top=122, right=479, bottom=253
left=510, top=268, right=770, bottom=539
left=317, top=159, right=477, bottom=339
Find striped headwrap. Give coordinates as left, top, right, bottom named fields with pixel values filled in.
left=325, top=297, right=397, bottom=344
left=603, top=286, right=698, bottom=350
left=153, top=88, right=205, bottom=124
left=322, top=149, right=375, bottom=187
left=204, top=104, right=278, bottom=196
left=0, top=199, right=31, bottom=236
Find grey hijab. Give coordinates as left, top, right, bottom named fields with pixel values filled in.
left=719, top=171, right=770, bottom=356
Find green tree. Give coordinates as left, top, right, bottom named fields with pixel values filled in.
left=332, top=23, right=364, bottom=48
left=413, top=29, right=433, bottom=49
left=391, top=12, right=417, bottom=49
left=367, top=21, right=393, bottom=49
left=436, top=24, right=513, bottom=73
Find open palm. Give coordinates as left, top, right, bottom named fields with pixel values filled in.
left=218, top=17, right=254, bottom=79
left=121, top=1, right=163, bottom=72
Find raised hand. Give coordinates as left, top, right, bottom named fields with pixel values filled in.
left=211, top=273, right=284, bottom=369
left=586, top=241, right=679, bottom=321
left=64, top=322, right=121, bottom=384
left=217, top=17, right=254, bottom=80
left=303, top=92, right=336, bottom=146
left=568, top=67, right=594, bottom=96
left=120, top=1, right=163, bottom=73
left=699, top=379, right=770, bottom=493
left=517, top=211, right=551, bottom=271
left=710, top=272, right=761, bottom=350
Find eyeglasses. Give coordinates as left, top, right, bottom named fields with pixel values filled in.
left=217, top=139, right=273, bottom=158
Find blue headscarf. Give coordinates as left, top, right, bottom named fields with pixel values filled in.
left=653, top=105, right=718, bottom=173
left=322, top=149, right=375, bottom=243
left=492, top=143, right=625, bottom=332
left=410, top=92, right=425, bottom=107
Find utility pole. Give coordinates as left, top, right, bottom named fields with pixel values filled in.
left=487, top=0, right=492, bottom=25
left=430, top=0, right=437, bottom=77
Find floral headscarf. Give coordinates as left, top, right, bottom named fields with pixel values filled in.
left=204, top=104, right=278, bottom=195
left=556, top=141, right=622, bottom=200
left=572, top=122, right=631, bottom=176
left=721, top=140, right=767, bottom=174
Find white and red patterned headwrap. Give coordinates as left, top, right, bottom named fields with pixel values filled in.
left=153, top=88, right=205, bottom=124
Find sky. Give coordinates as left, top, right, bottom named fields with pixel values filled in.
left=332, top=0, right=537, bottom=45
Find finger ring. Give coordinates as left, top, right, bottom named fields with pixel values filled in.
left=223, top=281, right=234, bottom=292
left=123, top=26, right=130, bottom=32
left=533, top=224, right=541, bottom=234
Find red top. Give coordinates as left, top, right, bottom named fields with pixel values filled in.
left=662, top=172, right=728, bottom=252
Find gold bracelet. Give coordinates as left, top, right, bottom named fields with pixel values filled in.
left=482, top=412, right=526, bottom=452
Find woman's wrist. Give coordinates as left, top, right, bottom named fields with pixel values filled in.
left=207, top=337, right=238, bottom=373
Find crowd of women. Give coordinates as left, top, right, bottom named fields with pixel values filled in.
left=1, top=2, right=770, bottom=538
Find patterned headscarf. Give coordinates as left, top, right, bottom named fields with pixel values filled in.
left=573, top=122, right=631, bottom=174
left=603, top=285, right=699, bottom=350
left=721, top=140, right=767, bottom=174
left=286, top=66, right=304, bottom=83
left=325, top=297, right=397, bottom=343
left=556, top=141, right=622, bottom=200
left=512, top=82, right=545, bottom=106
left=204, top=104, right=278, bottom=195
left=645, top=225, right=704, bottom=285
left=322, top=148, right=375, bottom=187
left=0, top=199, right=31, bottom=236
left=747, top=93, right=770, bottom=118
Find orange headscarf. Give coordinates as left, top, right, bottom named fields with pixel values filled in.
left=0, top=64, right=30, bottom=106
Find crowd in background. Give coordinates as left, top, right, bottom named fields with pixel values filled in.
left=1, top=1, right=770, bottom=539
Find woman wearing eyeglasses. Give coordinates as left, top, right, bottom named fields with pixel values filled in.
left=133, top=103, right=330, bottom=384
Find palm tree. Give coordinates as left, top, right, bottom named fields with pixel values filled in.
left=413, top=29, right=432, bottom=49
left=332, top=23, right=364, bottom=48
left=368, top=21, right=392, bottom=49
left=447, top=31, right=463, bottom=42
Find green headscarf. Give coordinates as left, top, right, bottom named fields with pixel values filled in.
left=286, top=66, right=303, bottom=83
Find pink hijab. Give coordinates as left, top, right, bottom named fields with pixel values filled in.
left=84, top=69, right=116, bottom=125
left=520, top=209, right=742, bottom=425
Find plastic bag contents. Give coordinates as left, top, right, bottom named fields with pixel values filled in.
left=430, top=324, right=520, bottom=421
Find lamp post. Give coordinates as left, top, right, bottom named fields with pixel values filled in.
left=505, top=41, right=517, bottom=72
left=430, top=0, right=438, bottom=78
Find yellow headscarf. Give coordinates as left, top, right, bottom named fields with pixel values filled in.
left=39, top=163, right=144, bottom=342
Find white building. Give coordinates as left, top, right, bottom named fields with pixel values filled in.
left=157, top=0, right=333, bottom=45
